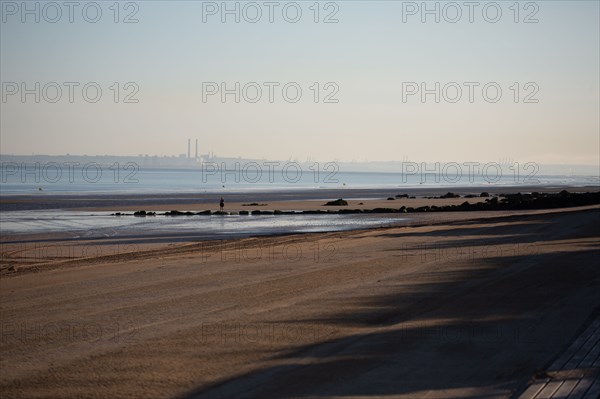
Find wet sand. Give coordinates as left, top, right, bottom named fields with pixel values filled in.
left=2, top=185, right=598, bottom=212
left=1, top=205, right=599, bottom=398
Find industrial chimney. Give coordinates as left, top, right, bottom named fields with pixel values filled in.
left=195, top=139, right=198, bottom=160
left=187, top=139, right=191, bottom=159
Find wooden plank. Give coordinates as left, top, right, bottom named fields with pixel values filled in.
left=551, top=378, right=579, bottom=398
left=565, top=330, right=600, bottom=370
left=520, top=318, right=600, bottom=399
left=581, top=376, right=600, bottom=399
left=567, top=376, right=596, bottom=399
left=518, top=380, right=549, bottom=399
left=535, top=380, right=563, bottom=399
left=551, top=320, right=600, bottom=370
left=579, top=337, right=600, bottom=369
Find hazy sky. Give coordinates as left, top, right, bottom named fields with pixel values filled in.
left=1, top=1, right=599, bottom=164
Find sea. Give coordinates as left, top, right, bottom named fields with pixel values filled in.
left=1, top=166, right=597, bottom=237
left=1, top=165, right=598, bottom=195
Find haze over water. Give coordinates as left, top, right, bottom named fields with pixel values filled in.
left=2, top=167, right=598, bottom=196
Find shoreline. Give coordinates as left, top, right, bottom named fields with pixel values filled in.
left=3, top=205, right=599, bottom=277
left=2, top=185, right=599, bottom=211
left=1, top=206, right=598, bottom=398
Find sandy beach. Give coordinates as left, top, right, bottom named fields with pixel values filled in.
left=3, top=1, right=599, bottom=396
left=1, top=202, right=599, bottom=398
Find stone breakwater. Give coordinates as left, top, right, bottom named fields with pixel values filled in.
left=112, top=191, right=600, bottom=217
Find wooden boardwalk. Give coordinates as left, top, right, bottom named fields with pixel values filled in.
left=518, top=317, right=600, bottom=399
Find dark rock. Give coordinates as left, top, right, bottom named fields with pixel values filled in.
left=324, top=199, right=348, bottom=206
left=440, top=192, right=460, bottom=199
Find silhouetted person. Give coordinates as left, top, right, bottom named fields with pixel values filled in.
left=219, top=197, right=224, bottom=212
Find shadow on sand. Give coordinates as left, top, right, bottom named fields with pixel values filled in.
left=180, top=210, right=600, bottom=399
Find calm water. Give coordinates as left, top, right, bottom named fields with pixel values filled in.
left=1, top=166, right=598, bottom=195
left=1, top=166, right=596, bottom=237
left=0, top=210, right=407, bottom=237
